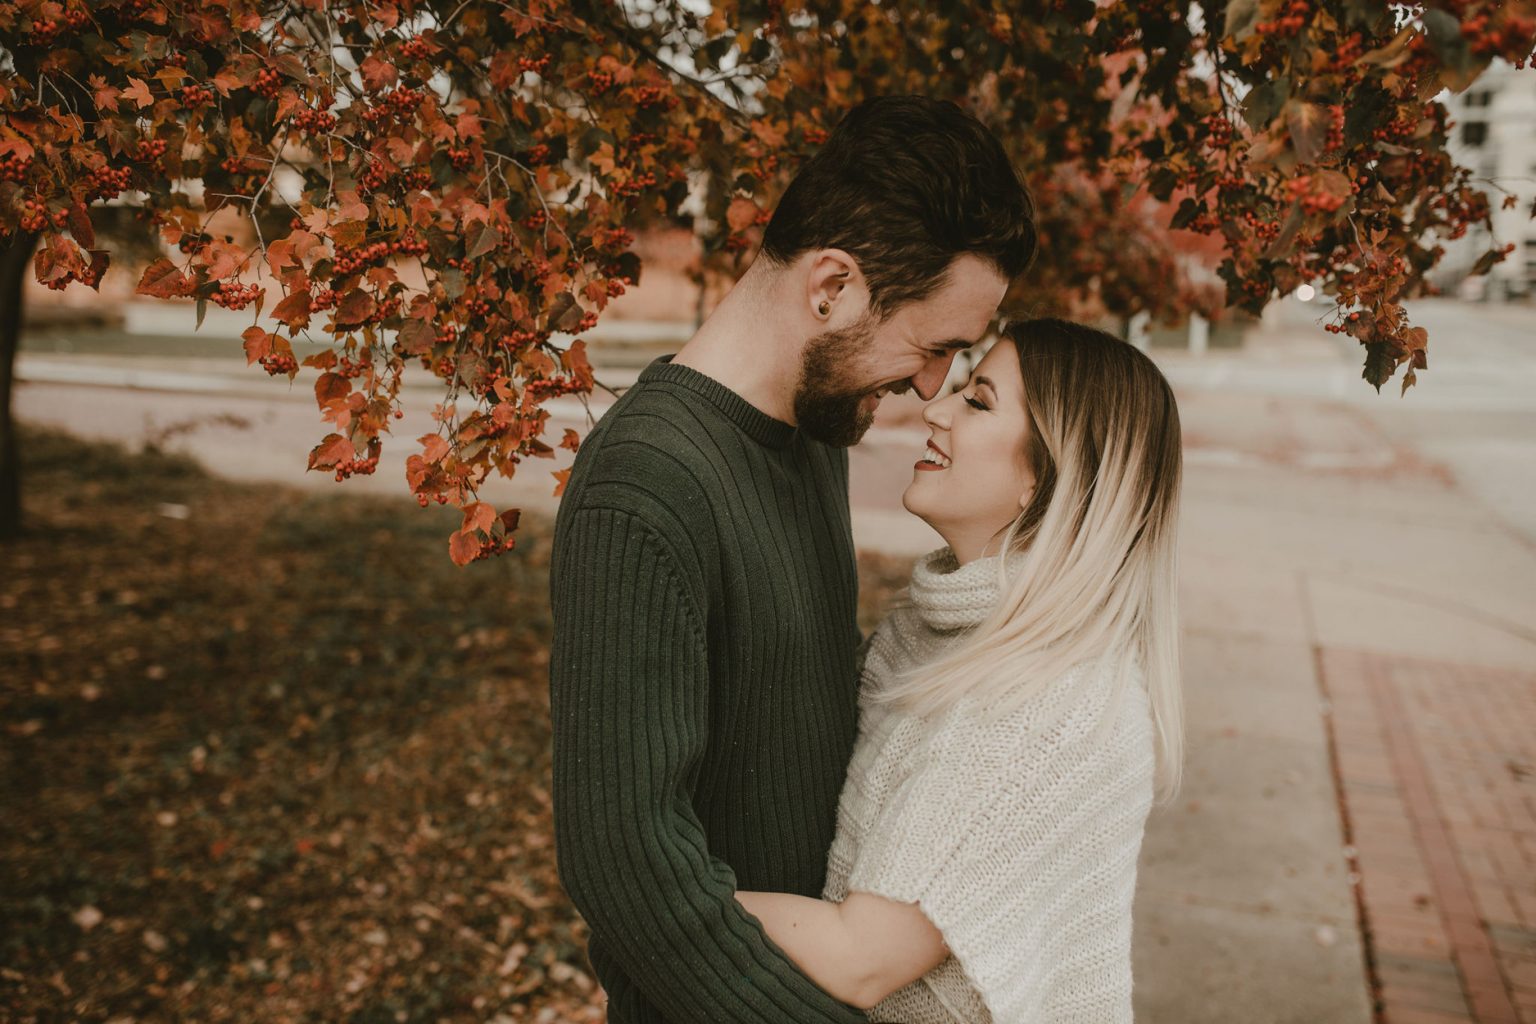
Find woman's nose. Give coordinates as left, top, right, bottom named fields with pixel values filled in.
left=922, top=392, right=954, bottom=430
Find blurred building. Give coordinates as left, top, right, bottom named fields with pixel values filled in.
left=1441, top=59, right=1536, bottom=300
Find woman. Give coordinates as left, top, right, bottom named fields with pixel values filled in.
left=736, top=317, right=1184, bottom=1023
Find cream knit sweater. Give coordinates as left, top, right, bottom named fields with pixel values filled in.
left=822, top=548, right=1156, bottom=1023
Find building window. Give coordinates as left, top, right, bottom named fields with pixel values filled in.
left=1463, top=121, right=1489, bottom=147
left=1465, top=89, right=1493, bottom=108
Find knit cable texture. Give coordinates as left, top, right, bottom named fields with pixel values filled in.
left=823, top=548, right=1157, bottom=1024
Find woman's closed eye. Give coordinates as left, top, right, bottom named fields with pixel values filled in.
left=964, top=394, right=989, bottom=411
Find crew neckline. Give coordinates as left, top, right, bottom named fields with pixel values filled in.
left=638, top=355, right=798, bottom=449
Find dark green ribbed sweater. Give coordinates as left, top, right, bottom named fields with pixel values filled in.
left=548, top=356, right=866, bottom=1024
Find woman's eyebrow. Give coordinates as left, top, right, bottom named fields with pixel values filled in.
left=974, top=375, right=997, bottom=395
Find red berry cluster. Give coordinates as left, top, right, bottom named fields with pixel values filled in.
left=219, top=155, right=248, bottom=175
left=1255, top=0, right=1309, bottom=37
left=43, top=260, right=104, bottom=291
left=606, top=278, right=627, bottom=297
left=525, top=375, right=584, bottom=399
left=433, top=355, right=456, bottom=377
left=518, top=54, right=552, bottom=76
left=631, top=84, right=676, bottom=110
left=1287, top=175, right=1345, bottom=215
left=333, top=238, right=418, bottom=278
left=254, top=68, right=281, bottom=99
left=177, top=233, right=211, bottom=255
left=18, top=198, right=49, bottom=233
left=181, top=84, right=214, bottom=107
left=436, top=324, right=458, bottom=344
left=803, top=126, right=829, bottom=146
left=361, top=88, right=424, bottom=126
left=447, top=146, right=475, bottom=171
left=373, top=295, right=402, bottom=321
left=574, top=310, right=599, bottom=333
left=398, top=169, right=432, bottom=191
left=1201, top=113, right=1235, bottom=149
left=1323, top=311, right=1363, bottom=335
left=612, top=171, right=657, bottom=199
left=65, top=8, right=89, bottom=30
left=291, top=108, right=338, bottom=134
left=1325, top=105, right=1345, bottom=151
left=522, top=209, right=548, bottom=231
left=135, top=138, right=168, bottom=162
left=28, top=18, right=60, bottom=43
left=467, top=297, right=493, bottom=318
left=523, top=143, right=552, bottom=166
left=1, top=152, right=32, bottom=183
left=1183, top=211, right=1221, bottom=234
left=212, top=281, right=263, bottom=310
left=259, top=353, right=298, bottom=375
left=311, top=287, right=340, bottom=312
left=1330, top=31, right=1364, bottom=72
left=84, top=165, right=133, bottom=201
left=333, top=454, right=380, bottom=482
left=336, top=354, right=373, bottom=379
left=400, top=36, right=434, bottom=60
left=497, top=329, right=543, bottom=351
left=595, top=226, right=633, bottom=252
left=466, top=534, right=518, bottom=562
left=360, top=163, right=390, bottom=192
left=1461, top=10, right=1536, bottom=60
left=587, top=70, right=616, bottom=94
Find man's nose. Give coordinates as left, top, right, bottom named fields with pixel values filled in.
left=911, top=352, right=958, bottom=401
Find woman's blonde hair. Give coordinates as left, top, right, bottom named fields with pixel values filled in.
left=873, top=317, right=1185, bottom=800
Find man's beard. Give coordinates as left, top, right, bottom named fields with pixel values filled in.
left=793, top=315, right=887, bottom=448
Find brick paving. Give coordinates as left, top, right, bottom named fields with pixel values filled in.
left=1319, top=648, right=1536, bottom=1024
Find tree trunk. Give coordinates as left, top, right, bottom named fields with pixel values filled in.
left=0, top=230, right=39, bottom=541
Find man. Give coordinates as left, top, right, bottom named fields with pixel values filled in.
left=548, top=95, right=1037, bottom=1023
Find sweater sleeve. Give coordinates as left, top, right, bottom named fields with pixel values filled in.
left=549, top=506, right=868, bottom=1024
left=844, top=662, right=1155, bottom=1022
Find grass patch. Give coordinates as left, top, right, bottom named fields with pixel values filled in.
left=0, top=424, right=910, bottom=1023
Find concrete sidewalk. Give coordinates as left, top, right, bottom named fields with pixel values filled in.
left=14, top=301, right=1536, bottom=1022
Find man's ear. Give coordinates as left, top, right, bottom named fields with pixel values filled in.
left=806, top=248, right=866, bottom=322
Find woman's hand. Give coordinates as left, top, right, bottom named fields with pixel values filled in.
left=735, top=890, right=949, bottom=1010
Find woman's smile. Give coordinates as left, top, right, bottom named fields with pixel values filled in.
left=916, top=439, right=951, bottom=471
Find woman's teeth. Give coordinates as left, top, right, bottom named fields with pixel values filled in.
left=921, top=448, right=951, bottom=468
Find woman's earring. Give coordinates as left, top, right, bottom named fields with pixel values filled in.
left=817, top=300, right=831, bottom=317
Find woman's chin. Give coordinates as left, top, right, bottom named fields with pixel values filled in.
left=900, top=486, right=937, bottom=530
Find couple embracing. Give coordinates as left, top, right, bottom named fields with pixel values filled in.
left=547, top=95, right=1184, bottom=1024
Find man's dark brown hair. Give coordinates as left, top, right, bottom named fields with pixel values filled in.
left=761, top=95, right=1038, bottom=316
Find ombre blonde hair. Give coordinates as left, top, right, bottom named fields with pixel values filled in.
left=873, top=317, right=1185, bottom=800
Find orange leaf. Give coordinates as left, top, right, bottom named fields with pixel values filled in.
left=552, top=468, right=572, bottom=497
left=241, top=325, right=272, bottom=365
left=360, top=53, right=399, bottom=91
left=136, top=257, right=190, bottom=298
left=419, top=434, right=451, bottom=463
left=201, top=240, right=245, bottom=280
left=270, top=289, right=312, bottom=329
left=123, top=77, right=155, bottom=109
left=307, top=433, right=355, bottom=471
left=335, top=288, right=376, bottom=327
left=314, top=372, right=350, bottom=410
left=460, top=501, right=496, bottom=534
left=727, top=197, right=761, bottom=233
left=448, top=529, right=481, bottom=567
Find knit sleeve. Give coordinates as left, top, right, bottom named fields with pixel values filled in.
left=549, top=506, right=867, bottom=1024
left=844, top=662, right=1155, bottom=1022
